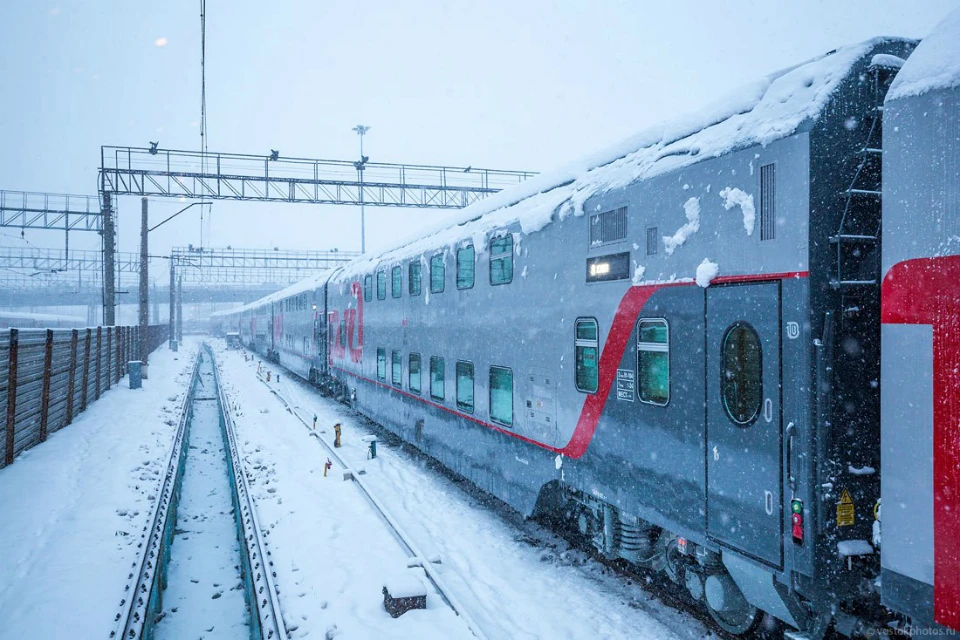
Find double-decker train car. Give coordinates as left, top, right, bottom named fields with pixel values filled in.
left=879, top=9, right=960, bottom=634
left=214, top=25, right=960, bottom=637
left=212, top=272, right=330, bottom=381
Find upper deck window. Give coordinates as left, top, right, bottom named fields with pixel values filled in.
left=457, top=245, right=475, bottom=290
left=430, top=254, right=445, bottom=294
left=490, top=235, right=513, bottom=286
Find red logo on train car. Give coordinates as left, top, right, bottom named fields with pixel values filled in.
left=330, top=281, right=364, bottom=363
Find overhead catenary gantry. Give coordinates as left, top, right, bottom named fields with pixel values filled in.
left=0, top=190, right=102, bottom=232
left=97, top=145, right=536, bottom=326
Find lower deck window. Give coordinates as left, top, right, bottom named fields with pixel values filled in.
left=430, top=356, right=445, bottom=401
left=392, top=350, right=402, bottom=386
left=489, top=366, right=513, bottom=426
left=575, top=318, right=599, bottom=393
left=409, top=353, right=421, bottom=393
left=456, top=361, right=474, bottom=413
left=377, top=347, right=386, bottom=381
left=637, top=318, right=669, bottom=405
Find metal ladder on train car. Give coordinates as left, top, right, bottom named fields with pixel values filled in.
left=829, top=58, right=902, bottom=291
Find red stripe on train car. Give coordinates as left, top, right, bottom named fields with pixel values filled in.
left=332, top=270, right=808, bottom=459
left=882, top=255, right=960, bottom=631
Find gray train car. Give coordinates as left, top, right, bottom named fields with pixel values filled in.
left=221, top=273, right=330, bottom=382
left=880, top=9, right=960, bottom=634
left=323, top=38, right=915, bottom=636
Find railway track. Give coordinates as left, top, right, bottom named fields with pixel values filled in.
left=110, top=344, right=284, bottom=640
left=247, top=364, right=491, bottom=640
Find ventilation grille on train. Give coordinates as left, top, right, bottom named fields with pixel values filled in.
left=590, top=206, right=628, bottom=246
left=760, top=164, right=776, bottom=241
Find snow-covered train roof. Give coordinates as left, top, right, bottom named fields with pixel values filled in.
left=0, top=310, right=85, bottom=323
left=887, top=8, right=960, bottom=101
left=331, top=36, right=906, bottom=283
left=209, top=269, right=332, bottom=317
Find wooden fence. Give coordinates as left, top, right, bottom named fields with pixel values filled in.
left=0, top=324, right=169, bottom=469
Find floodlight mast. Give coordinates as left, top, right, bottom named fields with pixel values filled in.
left=353, top=125, right=371, bottom=253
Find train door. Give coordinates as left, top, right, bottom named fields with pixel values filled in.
left=706, top=282, right=782, bottom=567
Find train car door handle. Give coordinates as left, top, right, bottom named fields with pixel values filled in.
left=765, top=490, right=774, bottom=515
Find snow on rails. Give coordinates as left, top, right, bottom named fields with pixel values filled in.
left=110, top=345, right=284, bottom=640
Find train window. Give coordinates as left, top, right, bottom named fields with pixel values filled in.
left=721, top=322, right=762, bottom=425
left=430, top=254, right=445, bottom=293
left=339, top=320, right=346, bottom=347
left=456, top=361, right=474, bottom=413
left=377, top=270, right=386, bottom=300
left=489, top=366, right=513, bottom=426
left=392, top=266, right=402, bottom=299
left=409, top=353, right=422, bottom=393
left=409, top=261, right=422, bottom=296
left=646, top=227, right=658, bottom=256
left=637, top=319, right=669, bottom=405
left=457, top=245, right=475, bottom=290
left=392, top=350, right=402, bottom=386
left=377, top=347, right=386, bottom=381
left=430, top=356, right=445, bottom=401
left=490, top=235, right=513, bottom=285
left=364, top=275, right=372, bottom=301
left=575, top=318, right=599, bottom=393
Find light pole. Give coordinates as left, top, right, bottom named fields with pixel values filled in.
left=352, top=124, right=370, bottom=253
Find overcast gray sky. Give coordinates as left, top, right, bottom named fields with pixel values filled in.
left=1, top=0, right=957, bottom=276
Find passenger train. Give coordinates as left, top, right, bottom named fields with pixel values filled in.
left=212, top=14, right=960, bottom=639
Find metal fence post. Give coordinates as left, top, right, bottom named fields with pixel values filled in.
left=39, top=329, right=53, bottom=442
left=80, top=328, right=91, bottom=413
left=5, top=329, right=19, bottom=466
left=95, top=327, right=102, bottom=400
left=115, top=324, right=122, bottom=382
left=66, top=329, right=78, bottom=425
left=105, top=327, right=112, bottom=391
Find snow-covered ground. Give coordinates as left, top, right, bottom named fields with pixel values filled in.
left=154, top=354, right=250, bottom=639
left=0, top=339, right=200, bottom=639
left=213, top=342, right=710, bottom=640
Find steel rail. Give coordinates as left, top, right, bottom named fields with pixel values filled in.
left=250, top=367, right=490, bottom=640
left=206, top=344, right=285, bottom=639
left=110, top=352, right=202, bottom=639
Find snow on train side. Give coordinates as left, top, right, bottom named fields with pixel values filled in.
left=880, top=8, right=960, bottom=634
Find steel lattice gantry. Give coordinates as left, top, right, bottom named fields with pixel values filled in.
left=100, top=146, right=535, bottom=209
left=0, top=247, right=139, bottom=273
left=93, top=145, right=535, bottom=325
left=166, top=246, right=359, bottom=339
left=170, top=246, right=359, bottom=286
left=0, top=190, right=102, bottom=231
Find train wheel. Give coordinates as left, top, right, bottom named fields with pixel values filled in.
left=704, top=572, right=764, bottom=636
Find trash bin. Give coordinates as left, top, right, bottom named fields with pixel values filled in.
left=362, top=434, right=378, bottom=459
left=128, top=361, right=143, bottom=389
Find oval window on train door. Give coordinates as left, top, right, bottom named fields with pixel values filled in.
left=720, top=321, right=763, bottom=426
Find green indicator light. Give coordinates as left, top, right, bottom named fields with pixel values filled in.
left=791, top=500, right=803, bottom=514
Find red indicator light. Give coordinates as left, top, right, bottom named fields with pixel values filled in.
left=677, top=537, right=688, bottom=555
left=791, top=513, right=804, bottom=545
